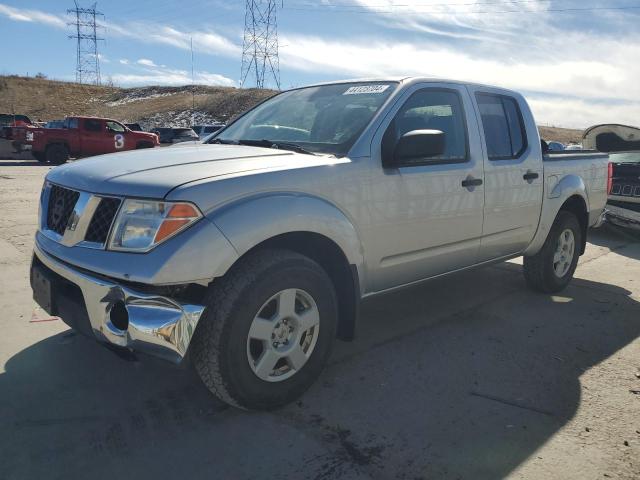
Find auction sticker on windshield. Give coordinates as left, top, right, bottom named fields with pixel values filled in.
left=343, top=85, right=390, bottom=95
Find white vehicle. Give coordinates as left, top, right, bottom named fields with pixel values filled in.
left=31, top=78, right=610, bottom=409
left=565, top=143, right=583, bottom=150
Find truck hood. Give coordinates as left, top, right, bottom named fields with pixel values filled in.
left=46, top=144, right=339, bottom=198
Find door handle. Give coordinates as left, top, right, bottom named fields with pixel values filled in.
left=461, top=177, right=483, bottom=188
left=523, top=171, right=539, bottom=181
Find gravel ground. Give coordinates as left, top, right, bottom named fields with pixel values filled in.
left=0, top=159, right=638, bottom=480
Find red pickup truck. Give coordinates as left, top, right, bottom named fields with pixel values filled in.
left=28, top=116, right=159, bottom=164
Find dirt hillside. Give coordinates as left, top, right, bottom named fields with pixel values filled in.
left=0, top=75, right=583, bottom=142
left=0, top=76, right=275, bottom=129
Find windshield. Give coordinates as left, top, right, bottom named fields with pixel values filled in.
left=211, top=82, right=397, bottom=156
left=610, top=152, right=640, bottom=164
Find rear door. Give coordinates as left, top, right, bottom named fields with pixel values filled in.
left=81, top=118, right=109, bottom=156
left=366, top=83, right=485, bottom=291
left=469, top=87, right=544, bottom=261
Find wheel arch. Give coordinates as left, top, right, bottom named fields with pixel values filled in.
left=45, top=141, right=69, bottom=152
left=558, top=195, right=588, bottom=255
left=524, top=174, right=590, bottom=257
left=210, top=193, right=365, bottom=341
left=239, top=232, right=360, bottom=341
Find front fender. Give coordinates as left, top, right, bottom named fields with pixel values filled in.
left=209, top=193, right=365, bottom=285
left=524, top=174, right=588, bottom=256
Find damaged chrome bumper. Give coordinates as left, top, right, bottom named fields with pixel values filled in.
left=33, top=241, right=206, bottom=363
left=606, top=204, right=640, bottom=228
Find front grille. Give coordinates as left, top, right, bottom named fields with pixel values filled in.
left=85, top=197, right=121, bottom=244
left=46, top=185, right=80, bottom=235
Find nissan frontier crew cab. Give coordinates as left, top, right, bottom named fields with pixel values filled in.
left=31, top=78, right=610, bottom=410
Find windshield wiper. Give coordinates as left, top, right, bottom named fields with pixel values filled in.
left=237, top=139, right=317, bottom=156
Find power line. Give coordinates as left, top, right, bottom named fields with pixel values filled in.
left=68, top=1, right=104, bottom=85
left=287, top=0, right=555, bottom=7
left=283, top=2, right=640, bottom=15
left=241, top=0, right=281, bottom=90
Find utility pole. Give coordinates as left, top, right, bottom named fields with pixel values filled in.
left=240, top=0, right=281, bottom=90
left=68, top=1, right=104, bottom=85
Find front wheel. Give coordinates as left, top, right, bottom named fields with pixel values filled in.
left=191, top=249, right=338, bottom=410
left=523, top=210, right=582, bottom=293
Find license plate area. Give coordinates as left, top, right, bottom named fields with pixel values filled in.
left=31, top=261, right=54, bottom=314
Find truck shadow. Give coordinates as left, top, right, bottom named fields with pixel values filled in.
left=589, top=224, right=640, bottom=260
left=1, top=264, right=638, bottom=479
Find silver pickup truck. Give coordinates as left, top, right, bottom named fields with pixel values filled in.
left=31, top=78, right=609, bottom=409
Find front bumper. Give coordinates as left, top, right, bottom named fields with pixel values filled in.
left=32, top=242, right=206, bottom=363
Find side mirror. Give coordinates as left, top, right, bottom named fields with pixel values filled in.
left=392, top=129, right=445, bottom=165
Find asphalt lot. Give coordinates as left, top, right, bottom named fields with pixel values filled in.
left=1, top=158, right=639, bottom=480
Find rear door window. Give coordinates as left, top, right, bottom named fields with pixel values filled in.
left=84, top=119, right=102, bottom=132
left=476, top=93, right=527, bottom=160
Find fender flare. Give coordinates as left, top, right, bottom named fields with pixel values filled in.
left=524, top=174, right=589, bottom=256
left=209, top=192, right=366, bottom=289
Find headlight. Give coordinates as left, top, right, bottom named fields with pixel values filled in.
left=108, top=199, right=202, bottom=252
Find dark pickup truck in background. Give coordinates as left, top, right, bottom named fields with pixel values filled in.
left=26, top=116, right=159, bottom=164
left=583, top=124, right=640, bottom=229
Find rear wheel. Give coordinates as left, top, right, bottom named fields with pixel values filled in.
left=191, top=249, right=338, bottom=410
left=32, top=152, right=47, bottom=163
left=523, top=210, right=581, bottom=293
left=45, top=144, right=69, bottom=165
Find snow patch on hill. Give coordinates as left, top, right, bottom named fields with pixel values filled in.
left=138, top=109, right=223, bottom=129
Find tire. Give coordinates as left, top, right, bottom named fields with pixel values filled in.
left=136, top=142, right=154, bottom=149
left=191, top=249, right=338, bottom=410
left=523, top=210, right=582, bottom=293
left=45, top=144, right=69, bottom=165
left=32, top=152, right=47, bottom=163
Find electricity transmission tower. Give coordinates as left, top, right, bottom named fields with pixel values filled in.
left=68, top=1, right=104, bottom=85
left=241, top=0, right=281, bottom=90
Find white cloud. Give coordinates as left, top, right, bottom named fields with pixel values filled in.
left=280, top=35, right=638, bottom=100
left=0, top=3, right=66, bottom=28
left=137, top=58, right=157, bottom=67
left=528, top=97, right=640, bottom=130
left=119, top=59, right=129, bottom=65
left=112, top=64, right=236, bottom=87
left=106, top=23, right=241, bottom=58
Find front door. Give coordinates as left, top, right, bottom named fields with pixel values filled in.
left=469, top=87, right=544, bottom=261
left=105, top=121, right=129, bottom=153
left=365, top=83, right=485, bottom=292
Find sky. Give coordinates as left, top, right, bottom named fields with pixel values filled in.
left=1, top=0, right=639, bottom=128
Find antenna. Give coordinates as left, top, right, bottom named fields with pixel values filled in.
left=240, top=0, right=281, bottom=90
left=68, top=1, right=105, bottom=85
left=191, top=36, right=195, bottom=125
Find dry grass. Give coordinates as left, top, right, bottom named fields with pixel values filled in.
left=0, top=76, right=275, bottom=125
left=538, top=125, right=583, bottom=144
left=1, top=76, right=584, bottom=143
